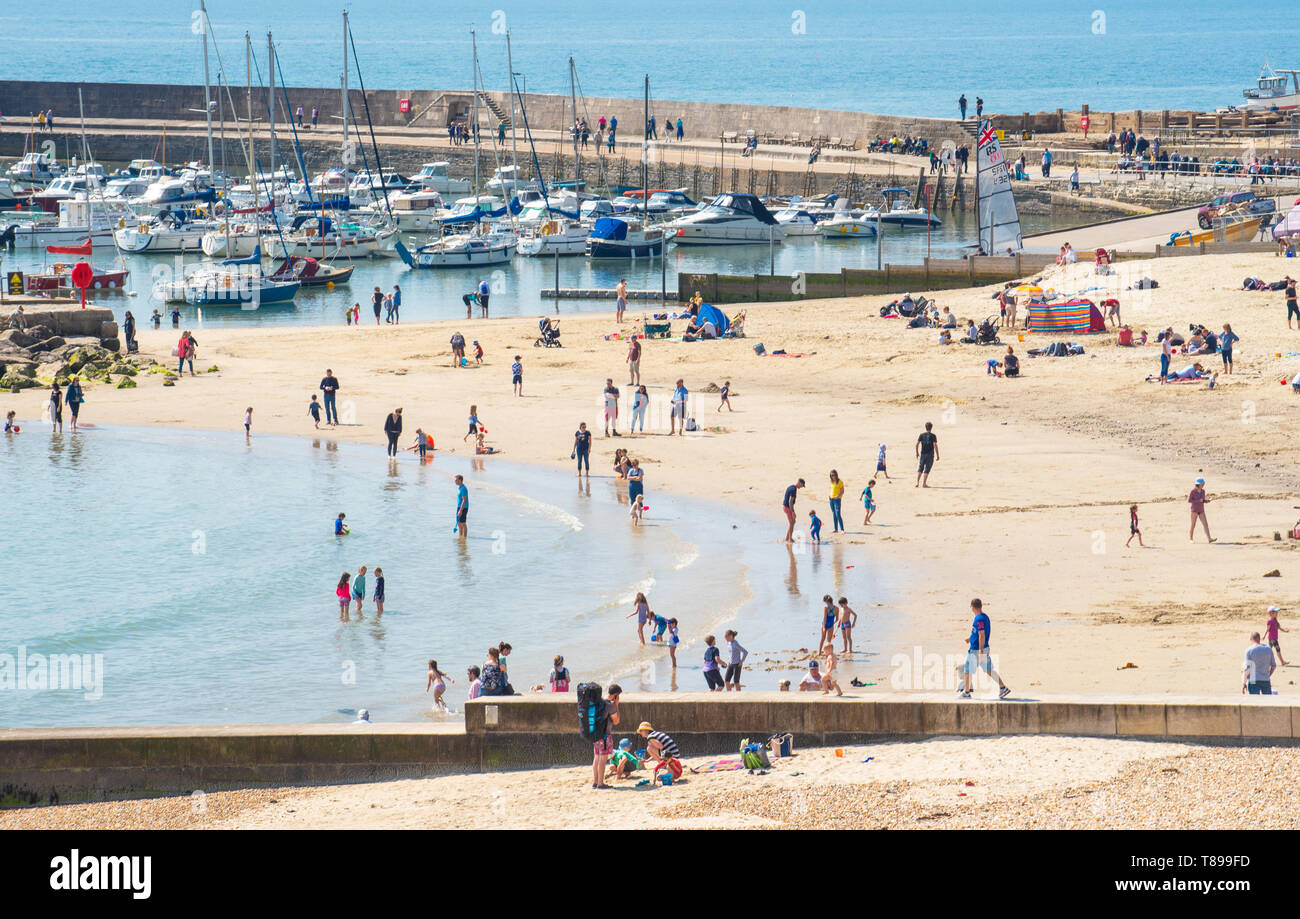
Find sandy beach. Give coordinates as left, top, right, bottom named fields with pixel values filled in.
left=3, top=735, right=1297, bottom=830
left=8, top=250, right=1300, bottom=699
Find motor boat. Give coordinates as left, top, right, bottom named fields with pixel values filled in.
left=0, top=178, right=32, bottom=209
left=6, top=152, right=65, bottom=184
left=665, top=193, right=782, bottom=246
left=580, top=199, right=616, bottom=221
left=874, top=188, right=941, bottom=229
left=395, top=231, right=516, bottom=268
left=130, top=178, right=218, bottom=216
left=115, top=210, right=211, bottom=253
left=348, top=170, right=409, bottom=205
left=4, top=197, right=135, bottom=249
left=102, top=176, right=151, bottom=201
left=267, top=255, right=355, bottom=287
left=124, top=159, right=163, bottom=177
left=30, top=174, right=106, bottom=214
left=25, top=241, right=129, bottom=292
left=262, top=215, right=396, bottom=259
left=371, top=186, right=445, bottom=231
left=772, top=206, right=822, bottom=237
left=817, top=199, right=878, bottom=239
left=410, top=162, right=471, bottom=195
left=645, top=190, right=699, bottom=215
left=586, top=216, right=663, bottom=259
left=517, top=192, right=583, bottom=227
left=517, top=218, right=588, bottom=256
left=1223, top=64, right=1300, bottom=112
left=484, top=165, right=526, bottom=197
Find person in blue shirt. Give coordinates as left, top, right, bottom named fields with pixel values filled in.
left=64, top=376, right=84, bottom=433
left=962, top=598, right=1010, bottom=699
left=669, top=378, right=688, bottom=436
left=391, top=284, right=401, bottom=324
left=809, top=509, right=822, bottom=544
left=1219, top=322, right=1239, bottom=375
left=454, top=474, right=469, bottom=537
left=477, top=278, right=490, bottom=318
left=511, top=355, right=523, bottom=396
left=334, top=512, right=349, bottom=536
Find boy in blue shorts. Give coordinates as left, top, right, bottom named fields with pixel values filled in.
left=647, top=611, right=669, bottom=643
left=809, top=509, right=822, bottom=543
left=875, top=443, right=890, bottom=480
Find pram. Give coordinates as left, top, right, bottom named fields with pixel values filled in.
left=535, top=317, right=562, bottom=348
left=977, top=316, right=1001, bottom=345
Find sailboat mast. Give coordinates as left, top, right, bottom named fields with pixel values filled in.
left=569, top=58, right=579, bottom=199
left=341, top=10, right=350, bottom=165
left=472, top=29, right=480, bottom=201
left=78, top=87, right=88, bottom=165
left=642, top=75, right=648, bottom=201
left=201, top=0, right=214, bottom=169
left=267, top=32, right=276, bottom=182
left=506, top=30, right=519, bottom=190
left=246, top=32, right=259, bottom=213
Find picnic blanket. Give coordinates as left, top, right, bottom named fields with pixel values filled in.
left=691, top=757, right=746, bottom=773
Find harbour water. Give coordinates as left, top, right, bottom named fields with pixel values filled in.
left=0, top=210, right=1068, bottom=329
left=0, top=0, right=1295, bottom=116
left=0, top=427, right=907, bottom=727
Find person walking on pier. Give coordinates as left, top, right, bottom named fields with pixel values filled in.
left=296, top=105, right=303, bottom=127
left=676, top=117, right=684, bottom=141
left=975, top=96, right=983, bottom=117
left=647, top=114, right=657, bottom=140
left=311, top=106, right=318, bottom=128
left=958, top=94, right=968, bottom=120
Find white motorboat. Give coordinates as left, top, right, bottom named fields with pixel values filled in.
left=201, top=222, right=263, bottom=258
left=364, top=186, right=445, bottom=231
left=772, top=206, right=822, bottom=237
left=129, top=178, right=218, bottom=216
left=586, top=216, right=663, bottom=259
left=1224, top=64, right=1300, bottom=112
left=665, top=192, right=782, bottom=246
left=348, top=170, right=409, bottom=205
left=5, top=197, right=135, bottom=249
left=29, top=174, right=102, bottom=213
left=875, top=187, right=941, bottom=229
left=517, top=218, right=588, bottom=256
left=817, top=199, right=878, bottom=239
left=262, top=215, right=395, bottom=258
left=396, top=232, right=516, bottom=268
left=6, top=151, right=65, bottom=184
left=115, top=214, right=211, bottom=253
left=410, top=161, right=471, bottom=195
left=102, top=176, right=151, bottom=201
left=484, top=165, right=526, bottom=197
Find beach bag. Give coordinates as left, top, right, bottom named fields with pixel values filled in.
left=767, top=732, right=794, bottom=759
left=684, top=417, right=697, bottom=432
left=576, top=682, right=607, bottom=741
left=1268, top=279, right=1289, bottom=291
left=753, top=343, right=766, bottom=355
left=740, top=738, right=770, bottom=770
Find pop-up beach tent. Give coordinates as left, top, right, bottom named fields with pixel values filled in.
left=696, top=303, right=730, bottom=336
left=1025, top=298, right=1106, bottom=333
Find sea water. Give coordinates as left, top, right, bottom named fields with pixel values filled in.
left=0, top=427, right=907, bottom=726
left=0, top=0, right=1293, bottom=116
left=0, top=209, right=1068, bottom=330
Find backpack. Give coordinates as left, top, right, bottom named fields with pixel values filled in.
left=576, top=682, right=607, bottom=742
left=684, top=417, right=697, bottom=432
left=740, top=738, right=770, bottom=770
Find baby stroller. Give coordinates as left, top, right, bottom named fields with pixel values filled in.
left=880, top=294, right=930, bottom=319
left=977, top=316, right=1001, bottom=345
left=535, top=317, right=562, bottom=348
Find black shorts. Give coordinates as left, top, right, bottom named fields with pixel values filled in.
left=456, top=509, right=468, bottom=524
left=512, top=373, right=522, bottom=384
left=1289, top=301, right=1298, bottom=320
left=918, top=454, right=934, bottom=474
left=704, top=669, right=725, bottom=690
left=724, top=663, right=742, bottom=683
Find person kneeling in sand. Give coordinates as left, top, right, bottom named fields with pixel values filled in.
left=799, top=660, right=822, bottom=691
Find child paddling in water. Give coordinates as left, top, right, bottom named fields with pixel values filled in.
left=426, top=659, right=454, bottom=711
left=336, top=573, right=352, bottom=622
left=352, top=565, right=367, bottom=617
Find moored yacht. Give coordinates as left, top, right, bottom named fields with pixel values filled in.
left=665, top=193, right=782, bottom=246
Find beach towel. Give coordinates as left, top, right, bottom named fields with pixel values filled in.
left=691, top=757, right=746, bottom=773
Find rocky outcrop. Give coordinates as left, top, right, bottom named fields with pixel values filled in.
left=0, top=318, right=148, bottom=392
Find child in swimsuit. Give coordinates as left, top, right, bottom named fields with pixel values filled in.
left=336, top=573, right=351, bottom=622
left=426, top=659, right=454, bottom=710
left=352, top=565, right=367, bottom=617
left=1267, top=607, right=1290, bottom=666
left=667, top=618, right=680, bottom=668
left=837, top=597, right=859, bottom=654
left=464, top=405, right=481, bottom=442
left=373, top=568, right=385, bottom=615
left=1125, top=504, right=1143, bottom=548
left=648, top=611, right=668, bottom=642
left=820, top=594, right=836, bottom=651
left=809, top=509, right=822, bottom=543
left=627, top=592, right=650, bottom=645
left=862, top=480, right=877, bottom=524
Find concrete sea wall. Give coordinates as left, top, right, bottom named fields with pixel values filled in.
left=2, top=694, right=1297, bottom=806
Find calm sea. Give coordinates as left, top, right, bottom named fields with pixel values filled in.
left=0, top=0, right=1293, bottom=117
left=0, top=428, right=905, bottom=726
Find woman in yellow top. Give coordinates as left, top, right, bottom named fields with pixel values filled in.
left=828, top=470, right=846, bottom=533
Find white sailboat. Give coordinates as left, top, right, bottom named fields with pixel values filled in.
left=975, top=119, right=1022, bottom=255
